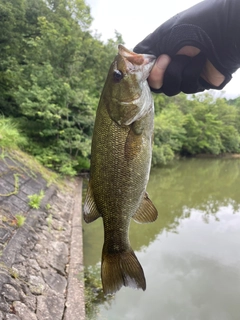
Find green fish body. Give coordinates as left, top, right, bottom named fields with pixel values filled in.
left=84, top=45, right=158, bottom=295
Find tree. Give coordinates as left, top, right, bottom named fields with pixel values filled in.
left=0, top=0, right=122, bottom=174
left=152, top=104, right=186, bottom=165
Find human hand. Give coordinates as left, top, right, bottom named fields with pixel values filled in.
left=149, top=46, right=225, bottom=92
left=134, top=0, right=240, bottom=96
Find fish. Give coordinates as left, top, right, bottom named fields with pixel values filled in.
left=83, top=45, right=158, bottom=295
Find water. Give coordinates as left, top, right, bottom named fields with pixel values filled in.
left=83, top=158, right=240, bottom=320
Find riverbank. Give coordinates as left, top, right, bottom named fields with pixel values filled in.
left=195, top=153, right=240, bottom=159
left=0, top=149, right=85, bottom=320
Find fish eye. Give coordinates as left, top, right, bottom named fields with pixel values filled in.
left=113, top=70, right=123, bottom=81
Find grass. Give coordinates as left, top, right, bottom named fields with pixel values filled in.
left=6, top=149, right=62, bottom=187
left=15, top=214, right=26, bottom=227
left=28, top=190, right=45, bottom=209
left=0, top=116, right=65, bottom=188
left=0, top=117, right=27, bottom=149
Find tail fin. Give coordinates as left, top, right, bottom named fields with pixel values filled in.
left=101, top=248, right=146, bottom=295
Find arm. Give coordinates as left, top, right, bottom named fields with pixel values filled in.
left=134, top=0, right=240, bottom=96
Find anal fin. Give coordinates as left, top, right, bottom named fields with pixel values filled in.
left=132, top=192, right=158, bottom=223
left=83, top=181, right=101, bottom=223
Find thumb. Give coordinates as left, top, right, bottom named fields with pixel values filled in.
left=148, top=54, right=171, bottom=90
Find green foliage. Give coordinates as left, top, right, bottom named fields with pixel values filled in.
left=15, top=214, right=26, bottom=227
left=152, top=92, right=240, bottom=166
left=28, top=190, right=45, bottom=209
left=46, top=203, right=51, bottom=210
left=0, top=0, right=240, bottom=172
left=152, top=101, right=186, bottom=166
left=183, top=109, right=223, bottom=155
left=0, top=0, right=121, bottom=174
left=0, top=117, right=27, bottom=149
left=152, top=144, right=175, bottom=166
left=182, top=94, right=240, bottom=155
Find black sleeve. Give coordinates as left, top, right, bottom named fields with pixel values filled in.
left=134, top=0, right=240, bottom=95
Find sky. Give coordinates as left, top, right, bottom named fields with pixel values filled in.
left=86, top=0, right=240, bottom=99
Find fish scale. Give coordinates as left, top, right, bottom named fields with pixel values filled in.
left=83, top=45, right=158, bottom=295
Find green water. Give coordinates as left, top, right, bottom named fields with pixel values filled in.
left=83, top=158, right=240, bottom=320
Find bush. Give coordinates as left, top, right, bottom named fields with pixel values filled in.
left=0, top=117, right=27, bottom=149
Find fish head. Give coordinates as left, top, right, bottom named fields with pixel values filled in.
left=104, top=45, right=156, bottom=126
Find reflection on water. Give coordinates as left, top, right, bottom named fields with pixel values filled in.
left=83, top=159, right=240, bottom=320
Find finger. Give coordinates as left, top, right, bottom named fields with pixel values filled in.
left=177, top=46, right=200, bottom=57
left=161, top=55, right=191, bottom=96
left=181, top=52, right=206, bottom=93
left=148, top=54, right=171, bottom=89
left=201, top=60, right=225, bottom=86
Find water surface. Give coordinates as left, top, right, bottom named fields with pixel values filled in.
left=83, top=158, right=240, bottom=320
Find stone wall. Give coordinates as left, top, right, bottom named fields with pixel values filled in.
left=0, top=151, right=85, bottom=320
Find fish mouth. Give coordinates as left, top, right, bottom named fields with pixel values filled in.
left=117, top=45, right=156, bottom=83
left=118, top=44, right=156, bottom=65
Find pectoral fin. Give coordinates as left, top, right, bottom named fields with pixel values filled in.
left=132, top=192, right=158, bottom=223
left=124, top=127, right=142, bottom=161
left=83, top=181, right=101, bottom=223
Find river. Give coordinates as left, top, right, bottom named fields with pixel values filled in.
left=83, top=158, right=240, bottom=320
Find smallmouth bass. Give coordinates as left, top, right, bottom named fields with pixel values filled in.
left=83, top=45, right=158, bottom=295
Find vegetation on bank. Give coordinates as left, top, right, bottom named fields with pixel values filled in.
left=0, top=0, right=123, bottom=176
left=152, top=93, right=240, bottom=165
left=1, top=0, right=240, bottom=177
